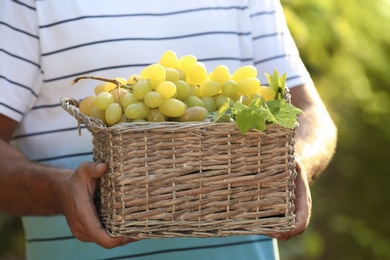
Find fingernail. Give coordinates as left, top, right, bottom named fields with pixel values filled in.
left=95, top=162, right=106, bottom=171
left=94, top=163, right=102, bottom=171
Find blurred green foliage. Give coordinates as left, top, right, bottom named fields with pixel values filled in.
left=279, top=0, right=390, bottom=259
left=0, top=213, right=24, bottom=258
left=1, top=0, right=390, bottom=259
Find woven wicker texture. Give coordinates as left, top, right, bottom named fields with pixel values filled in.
left=61, top=97, right=297, bottom=239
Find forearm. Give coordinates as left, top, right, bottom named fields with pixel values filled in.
left=0, top=139, right=72, bottom=215
left=290, top=83, right=337, bottom=184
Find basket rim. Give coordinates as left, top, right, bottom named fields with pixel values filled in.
left=60, top=96, right=296, bottom=134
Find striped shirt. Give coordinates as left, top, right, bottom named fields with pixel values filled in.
left=0, top=0, right=310, bottom=259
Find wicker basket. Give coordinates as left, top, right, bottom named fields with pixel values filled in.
left=60, top=97, right=297, bottom=240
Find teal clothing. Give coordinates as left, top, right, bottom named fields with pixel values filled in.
left=23, top=216, right=279, bottom=260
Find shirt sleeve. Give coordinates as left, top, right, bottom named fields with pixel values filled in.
left=0, top=0, right=43, bottom=122
left=249, top=0, right=311, bottom=88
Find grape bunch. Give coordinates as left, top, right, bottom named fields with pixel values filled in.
left=77, top=50, right=276, bottom=126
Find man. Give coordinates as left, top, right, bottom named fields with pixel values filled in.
left=0, top=0, right=336, bottom=259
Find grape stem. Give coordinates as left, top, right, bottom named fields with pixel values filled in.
left=71, top=75, right=121, bottom=87
left=72, top=75, right=132, bottom=114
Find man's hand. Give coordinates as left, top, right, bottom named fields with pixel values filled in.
left=268, top=159, right=312, bottom=240
left=60, top=161, right=136, bottom=248
left=266, top=82, right=337, bottom=240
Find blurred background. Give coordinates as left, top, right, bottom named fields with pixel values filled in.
left=1, top=0, right=390, bottom=259
left=279, top=0, right=390, bottom=259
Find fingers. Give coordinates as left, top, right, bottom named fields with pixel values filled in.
left=69, top=193, right=136, bottom=248
left=92, top=162, right=108, bottom=178
left=74, top=195, right=136, bottom=248
left=75, top=220, right=136, bottom=248
left=90, top=228, right=137, bottom=249
left=268, top=159, right=312, bottom=240
left=78, top=161, right=108, bottom=179
left=80, top=218, right=136, bottom=249
left=75, top=195, right=136, bottom=249
left=294, top=164, right=312, bottom=227
left=64, top=161, right=138, bottom=248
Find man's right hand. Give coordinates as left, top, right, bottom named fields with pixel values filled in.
left=60, top=161, right=136, bottom=248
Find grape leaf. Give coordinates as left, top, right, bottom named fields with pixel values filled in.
left=266, top=100, right=303, bottom=129
left=278, top=73, right=287, bottom=93
left=213, top=99, right=234, bottom=122
left=265, top=69, right=286, bottom=100
left=233, top=99, right=275, bottom=133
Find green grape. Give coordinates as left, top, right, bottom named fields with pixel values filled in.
left=221, top=79, right=238, bottom=97
left=199, top=80, right=221, bottom=97
left=118, top=113, right=128, bottom=123
left=141, top=63, right=166, bottom=87
left=241, top=95, right=251, bottom=105
left=176, top=54, right=197, bottom=75
left=115, top=77, right=128, bottom=85
left=171, top=88, right=178, bottom=99
left=94, top=83, right=106, bottom=95
left=104, top=77, right=127, bottom=92
left=79, top=95, right=96, bottom=116
left=210, top=65, right=230, bottom=83
left=177, top=69, right=186, bottom=81
left=174, top=80, right=191, bottom=101
left=105, top=103, right=123, bottom=125
left=184, top=95, right=204, bottom=108
left=236, top=77, right=260, bottom=96
left=132, top=118, right=147, bottom=122
left=215, top=94, right=231, bottom=109
left=89, top=106, right=106, bottom=123
left=147, top=109, right=166, bottom=122
left=121, top=93, right=139, bottom=108
left=159, top=50, right=177, bottom=68
left=158, top=98, right=186, bottom=117
left=95, top=91, right=114, bottom=110
left=127, top=74, right=143, bottom=85
left=125, top=102, right=150, bottom=119
left=144, top=91, right=164, bottom=108
left=165, top=68, right=180, bottom=82
left=249, top=93, right=263, bottom=102
left=156, top=81, right=177, bottom=98
left=179, top=106, right=208, bottom=122
left=133, top=80, right=152, bottom=99
left=231, top=92, right=242, bottom=102
left=189, top=83, right=200, bottom=97
left=200, top=96, right=217, bottom=112
left=111, top=88, right=130, bottom=104
left=258, top=86, right=276, bottom=101
left=232, top=65, right=257, bottom=83
left=187, top=62, right=207, bottom=85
